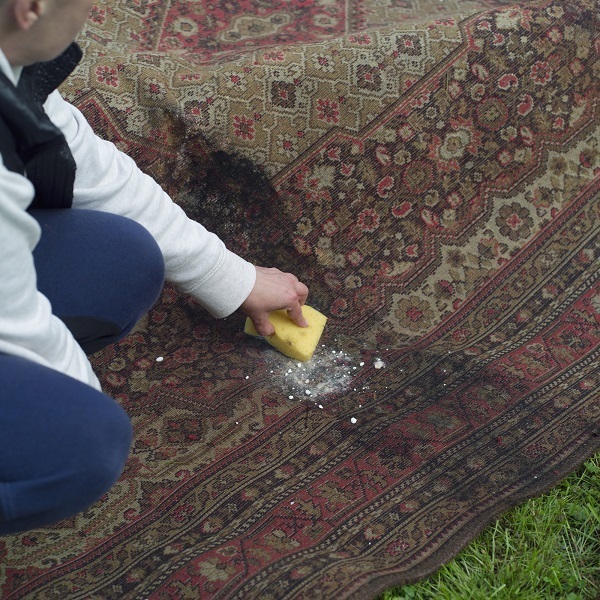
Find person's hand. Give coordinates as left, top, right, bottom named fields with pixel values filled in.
left=240, top=266, right=309, bottom=336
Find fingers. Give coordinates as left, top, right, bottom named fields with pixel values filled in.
left=287, top=297, right=308, bottom=328
left=295, top=280, right=309, bottom=307
left=240, top=265, right=310, bottom=335
left=278, top=273, right=308, bottom=327
left=252, top=314, right=275, bottom=337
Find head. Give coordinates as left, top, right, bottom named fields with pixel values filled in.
left=0, top=0, right=92, bottom=66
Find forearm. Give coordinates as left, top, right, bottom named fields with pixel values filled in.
left=46, top=91, right=256, bottom=317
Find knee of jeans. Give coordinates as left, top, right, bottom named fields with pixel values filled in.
left=126, top=221, right=166, bottom=297
left=89, top=406, right=132, bottom=488
left=68, top=401, right=133, bottom=508
left=0, top=404, right=132, bottom=530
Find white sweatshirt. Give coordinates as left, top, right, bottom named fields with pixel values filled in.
left=0, top=50, right=256, bottom=390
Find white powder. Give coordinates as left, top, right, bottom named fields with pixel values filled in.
left=262, top=345, right=360, bottom=405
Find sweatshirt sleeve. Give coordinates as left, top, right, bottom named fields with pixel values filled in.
left=45, top=91, right=256, bottom=318
left=0, top=158, right=101, bottom=390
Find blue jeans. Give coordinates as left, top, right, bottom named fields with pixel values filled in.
left=0, top=209, right=165, bottom=535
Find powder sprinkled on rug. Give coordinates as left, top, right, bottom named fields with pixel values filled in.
left=254, top=344, right=372, bottom=407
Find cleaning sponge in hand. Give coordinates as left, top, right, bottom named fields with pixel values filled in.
left=244, top=305, right=327, bottom=362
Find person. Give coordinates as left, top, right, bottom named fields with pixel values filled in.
left=0, top=0, right=309, bottom=535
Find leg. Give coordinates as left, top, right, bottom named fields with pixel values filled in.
left=0, top=354, right=132, bottom=535
left=30, top=208, right=165, bottom=354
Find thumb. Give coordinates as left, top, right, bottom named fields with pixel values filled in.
left=251, top=314, right=275, bottom=337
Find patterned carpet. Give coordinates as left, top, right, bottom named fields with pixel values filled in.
left=2, top=0, right=599, bottom=598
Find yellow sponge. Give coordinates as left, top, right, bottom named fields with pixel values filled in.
left=244, top=305, right=327, bottom=362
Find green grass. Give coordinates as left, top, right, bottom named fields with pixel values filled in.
left=380, top=453, right=600, bottom=600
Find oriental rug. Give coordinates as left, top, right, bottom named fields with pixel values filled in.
left=1, top=0, right=599, bottom=598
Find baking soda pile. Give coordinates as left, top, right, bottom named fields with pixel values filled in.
left=250, top=345, right=387, bottom=415
left=155, top=346, right=387, bottom=424
left=282, top=348, right=357, bottom=403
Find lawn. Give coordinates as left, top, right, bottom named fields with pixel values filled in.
left=380, top=453, right=600, bottom=600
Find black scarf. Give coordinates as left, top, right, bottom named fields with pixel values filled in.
left=0, top=42, right=82, bottom=209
